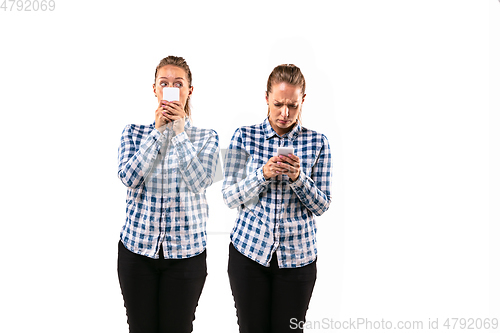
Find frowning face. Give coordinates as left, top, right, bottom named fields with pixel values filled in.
left=266, top=82, right=305, bottom=136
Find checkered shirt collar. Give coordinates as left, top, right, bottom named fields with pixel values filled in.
left=263, top=117, right=302, bottom=140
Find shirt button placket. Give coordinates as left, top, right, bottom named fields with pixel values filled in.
left=276, top=137, right=284, bottom=256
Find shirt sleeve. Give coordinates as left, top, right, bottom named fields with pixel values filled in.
left=117, top=125, right=166, bottom=189
left=171, top=130, right=220, bottom=193
left=289, top=134, right=332, bottom=216
left=222, top=128, right=271, bottom=209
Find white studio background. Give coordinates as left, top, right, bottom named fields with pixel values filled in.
left=0, top=0, right=497, bottom=332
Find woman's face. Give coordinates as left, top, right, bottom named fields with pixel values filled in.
left=266, top=82, right=305, bottom=136
left=153, top=65, right=193, bottom=109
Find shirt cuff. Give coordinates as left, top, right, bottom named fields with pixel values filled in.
left=150, top=127, right=162, bottom=140
left=171, top=130, right=188, bottom=144
left=289, top=169, right=306, bottom=188
left=144, top=127, right=164, bottom=153
left=257, top=167, right=271, bottom=185
left=171, top=131, right=196, bottom=162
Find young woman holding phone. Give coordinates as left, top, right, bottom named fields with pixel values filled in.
left=222, top=64, right=332, bottom=333
left=117, top=56, right=219, bottom=333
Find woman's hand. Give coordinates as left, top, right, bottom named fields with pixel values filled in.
left=154, top=100, right=186, bottom=134
left=163, top=101, right=186, bottom=135
left=155, top=100, right=170, bottom=130
left=263, top=154, right=301, bottom=181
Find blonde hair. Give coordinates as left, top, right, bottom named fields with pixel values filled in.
left=154, top=55, right=193, bottom=117
left=266, top=64, right=306, bottom=97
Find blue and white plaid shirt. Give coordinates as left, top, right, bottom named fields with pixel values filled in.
left=222, top=118, right=332, bottom=268
left=118, top=118, right=219, bottom=259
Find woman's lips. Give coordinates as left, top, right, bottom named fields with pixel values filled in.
left=278, top=120, right=288, bottom=124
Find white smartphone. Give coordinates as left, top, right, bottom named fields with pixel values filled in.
left=277, top=147, right=294, bottom=156
left=162, top=87, right=180, bottom=102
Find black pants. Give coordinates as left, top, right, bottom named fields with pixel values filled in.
left=117, top=240, right=207, bottom=333
left=227, top=243, right=317, bottom=333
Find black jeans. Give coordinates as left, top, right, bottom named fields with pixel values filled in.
left=117, top=240, right=207, bottom=333
left=227, top=243, right=317, bottom=333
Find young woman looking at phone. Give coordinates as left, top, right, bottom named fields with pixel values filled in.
left=117, top=56, right=219, bottom=333
left=222, top=64, right=332, bottom=333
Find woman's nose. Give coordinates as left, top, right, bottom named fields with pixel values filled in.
left=281, top=107, right=289, bottom=118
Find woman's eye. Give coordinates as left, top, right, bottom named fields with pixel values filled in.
left=160, top=82, right=166, bottom=87
left=274, top=104, right=283, bottom=108
left=174, top=82, right=183, bottom=88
